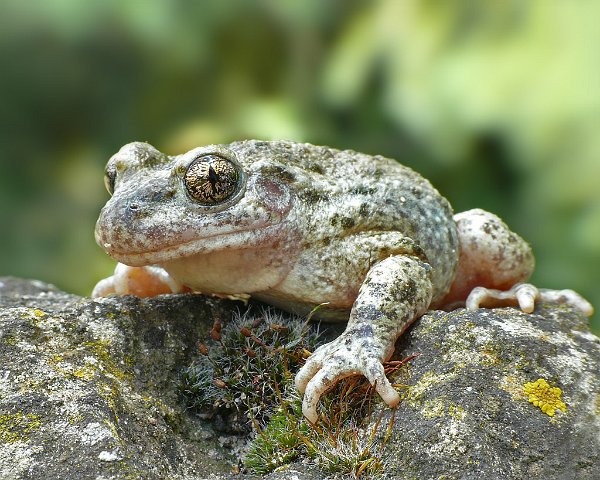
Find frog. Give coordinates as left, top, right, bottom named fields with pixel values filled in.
left=92, top=140, right=593, bottom=423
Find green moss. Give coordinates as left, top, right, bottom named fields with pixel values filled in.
left=3, top=335, right=18, bottom=346
left=141, top=396, right=180, bottom=430
left=20, top=307, right=49, bottom=327
left=479, top=342, right=502, bottom=366
left=448, top=404, right=466, bottom=420
left=179, top=309, right=319, bottom=430
left=406, top=370, right=454, bottom=405
left=244, top=398, right=308, bottom=474
left=420, top=398, right=446, bottom=418
left=0, top=412, right=41, bottom=443
left=180, top=308, right=405, bottom=476
left=245, top=382, right=397, bottom=477
left=72, top=366, right=96, bottom=380
left=102, top=418, right=122, bottom=446
left=84, top=339, right=132, bottom=383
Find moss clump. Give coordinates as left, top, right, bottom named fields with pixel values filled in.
left=523, top=378, right=567, bottom=417
left=0, top=412, right=41, bottom=443
left=180, top=308, right=412, bottom=476
left=244, top=394, right=309, bottom=474
left=245, top=356, right=411, bottom=477
left=179, top=308, right=319, bottom=432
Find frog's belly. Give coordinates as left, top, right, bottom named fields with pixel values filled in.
left=158, top=248, right=295, bottom=295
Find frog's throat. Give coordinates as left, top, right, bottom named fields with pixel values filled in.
left=101, top=223, right=290, bottom=267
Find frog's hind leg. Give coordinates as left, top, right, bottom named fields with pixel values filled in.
left=442, top=208, right=593, bottom=316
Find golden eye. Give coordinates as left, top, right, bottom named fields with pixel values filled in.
left=184, top=154, right=241, bottom=204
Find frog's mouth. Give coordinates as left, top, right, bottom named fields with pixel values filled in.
left=97, top=223, right=290, bottom=267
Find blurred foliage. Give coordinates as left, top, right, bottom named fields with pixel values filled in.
left=0, top=0, right=598, bottom=330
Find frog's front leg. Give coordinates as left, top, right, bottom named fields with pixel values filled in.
left=92, top=263, right=186, bottom=298
left=295, top=255, right=433, bottom=423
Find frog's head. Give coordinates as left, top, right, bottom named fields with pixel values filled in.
left=95, top=141, right=295, bottom=267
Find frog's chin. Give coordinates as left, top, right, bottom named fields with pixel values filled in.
left=102, top=223, right=289, bottom=267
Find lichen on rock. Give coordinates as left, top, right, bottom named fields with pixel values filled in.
left=1, top=276, right=600, bottom=479
left=523, top=378, right=567, bottom=417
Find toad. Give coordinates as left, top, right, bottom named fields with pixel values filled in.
left=93, top=140, right=592, bottom=423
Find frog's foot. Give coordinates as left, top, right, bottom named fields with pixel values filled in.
left=294, top=334, right=400, bottom=424
left=92, top=263, right=187, bottom=298
left=466, top=283, right=594, bottom=316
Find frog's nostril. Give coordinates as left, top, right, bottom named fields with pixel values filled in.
left=129, top=203, right=140, bottom=211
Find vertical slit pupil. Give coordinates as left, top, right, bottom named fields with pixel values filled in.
left=208, top=164, right=219, bottom=194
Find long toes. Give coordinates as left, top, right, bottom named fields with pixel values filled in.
left=515, top=283, right=538, bottom=313
left=91, top=277, right=116, bottom=297
left=302, top=362, right=355, bottom=423
left=541, top=289, right=594, bottom=317
left=295, top=354, right=323, bottom=393
left=364, top=360, right=401, bottom=407
left=465, top=287, right=490, bottom=310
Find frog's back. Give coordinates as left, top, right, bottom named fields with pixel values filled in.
left=229, top=140, right=459, bottom=299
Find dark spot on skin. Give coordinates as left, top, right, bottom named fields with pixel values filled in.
left=345, top=324, right=375, bottom=339
left=351, top=186, right=377, bottom=196
left=358, top=203, right=369, bottom=216
left=353, top=304, right=383, bottom=322
left=340, top=217, right=355, bottom=229
left=307, top=162, right=325, bottom=174
left=300, top=189, right=328, bottom=204
left=411, top=186, right=423, bottom=198
left=329, top=214, right=339, bottom=227
left=507, top=232, right=519, bottom=244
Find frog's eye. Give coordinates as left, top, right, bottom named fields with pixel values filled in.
left=184, top=154, right=241, bottom=205
left=104, top=163, right=117, bottom=196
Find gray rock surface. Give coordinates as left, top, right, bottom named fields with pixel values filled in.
left=378, top=302, right=600, bottom=479
left=0, top=277, right=243, bottom=480
left=1, top=277, right=599, bottom=479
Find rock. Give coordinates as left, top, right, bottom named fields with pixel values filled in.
left=1, top=277, right=599, bottom=479
left=0, top=277, right=244, bottom=480
left=378, top=303, right=600, bottom=479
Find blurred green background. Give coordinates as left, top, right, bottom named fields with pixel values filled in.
left=1, top=1, right=598, bottom=331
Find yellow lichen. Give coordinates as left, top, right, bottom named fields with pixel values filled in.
left=523, top=379, right=566, bottom=417
left=0, top=412, right=41, bottom=443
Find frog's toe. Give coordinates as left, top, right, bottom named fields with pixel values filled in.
left=91, top=276, right=117, bottom=297
left=300, top=356, right=358, bottom=424
left=514, top=283, right=538, bottom=313
left=539, top=288, right=594, bottom=316
left=298, top=344, right=400, bottom=423
left=294, top=351, right=325, bottom=394
left=466, top=283, right=594, bottom=317
left=466, top=283, right=537, bottom=312
left=364, top=360, right=401, bottom=407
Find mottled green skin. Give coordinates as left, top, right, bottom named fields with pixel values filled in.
left=96, top=140, right=458, bottom=317
left=229, top=141, right=459, bottom=313
left=93, top=140, right=463, bottom=423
